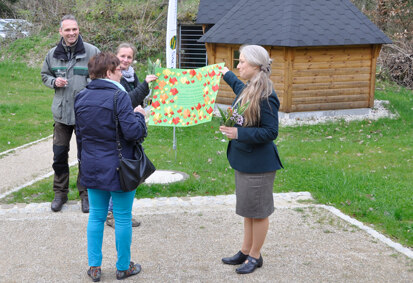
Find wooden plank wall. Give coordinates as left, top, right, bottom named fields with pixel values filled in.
left=213, top=44, right=239, bottom=105
left=210, top=44, right=379, bottom=112
left=270, top=47, right=286, bottom=111
left=290, top=45, right=374, bottom=112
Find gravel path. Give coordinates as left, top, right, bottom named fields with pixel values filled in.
left=0, top=135, right=78, bottom=197
left=0, top=194, right=412, bottom=282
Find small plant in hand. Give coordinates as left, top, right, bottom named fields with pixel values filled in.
left=144, top=58, right=162, bottom=107
left=146, top=58, right=162, bottom=89
left=218, top=102, right=249, bottom=126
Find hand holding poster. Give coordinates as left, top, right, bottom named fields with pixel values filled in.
left=149, top=63, right=225, bottom=127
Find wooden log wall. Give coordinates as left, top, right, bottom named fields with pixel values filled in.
left=209, top=44, right=241, bottom=105
left=289, top=45, right=378, bottom=112
left=270, top=47, right=287, bottom=111
left=207, top=43, right=381, bottom=112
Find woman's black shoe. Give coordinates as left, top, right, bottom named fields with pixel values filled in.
left=235, top=255, right=263, bottom=274
left=222, top=251, right=248, bottom=265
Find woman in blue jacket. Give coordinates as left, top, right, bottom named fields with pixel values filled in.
left=75, top=53, right=146, bottom=281
left=219, top=45, right=283, bottom=274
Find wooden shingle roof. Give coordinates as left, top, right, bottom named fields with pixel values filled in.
left=198, top=0, right=392, bottom=47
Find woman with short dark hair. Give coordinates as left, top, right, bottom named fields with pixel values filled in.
left=75, top=52, right=146, bottom=281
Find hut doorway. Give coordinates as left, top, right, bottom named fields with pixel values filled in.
left=178, top=24, right=208, bottom=69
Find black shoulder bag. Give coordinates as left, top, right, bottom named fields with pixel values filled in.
left=114, top=91, right=156, bottom=192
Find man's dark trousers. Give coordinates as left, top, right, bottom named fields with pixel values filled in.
left=53, top=121, right=87, bottom=198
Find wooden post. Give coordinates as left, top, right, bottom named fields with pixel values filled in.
left=283, top=47, right=294, bottom=112
left=369, top=44, right=381, bottom=108
left=205, top=42, right=216, bottom=65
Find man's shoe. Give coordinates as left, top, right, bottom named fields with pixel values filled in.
left=222, top=251, right=248, bottom=265
left=106, top=211, right=115, bottom=228
left=81, top=197, right=89, bottom=213
left=132, top=217, right=141, bottom=227
left=116, top=261, right=141, bottom=280
left=51, top=196, right=68, bottom=212
left=106, top=211, right=141, bottom=228
left=235, top=255, right=263, bottom=274
left=87, top=266, right=101, bottom=282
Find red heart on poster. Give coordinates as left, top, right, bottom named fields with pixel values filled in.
left=172, top=117, right=180, bottom=125
left=170, top=88, right=178, bottom=95
left=152, top=101, right=160, bottom=108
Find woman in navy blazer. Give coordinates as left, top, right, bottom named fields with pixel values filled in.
left=75, top=53, right=146, bottom=281
left=219, top=45, right=283, bottom=274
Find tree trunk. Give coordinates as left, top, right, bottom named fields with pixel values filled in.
left=377, top=0, right=388, bottom=31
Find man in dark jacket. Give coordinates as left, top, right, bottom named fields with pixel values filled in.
left=41, top=15, right=100, bottom=213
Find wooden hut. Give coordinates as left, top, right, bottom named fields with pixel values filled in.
left=197, top=0, right=392, bottom=112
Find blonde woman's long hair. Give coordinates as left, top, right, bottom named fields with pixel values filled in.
left=236, top=45, right=273, bottom=126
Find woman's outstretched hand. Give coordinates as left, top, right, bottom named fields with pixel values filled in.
left=218, top=67, right=230, bottom=76
left=145, top=74, right=158, bottom=83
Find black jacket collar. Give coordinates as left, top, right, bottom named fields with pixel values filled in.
left=53, top=35, right=86, bottom=60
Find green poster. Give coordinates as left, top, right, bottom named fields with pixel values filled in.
left=148, top=63, right=225, bottom=127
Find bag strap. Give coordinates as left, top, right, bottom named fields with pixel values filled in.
left=113, top=90, right=123, bottom=158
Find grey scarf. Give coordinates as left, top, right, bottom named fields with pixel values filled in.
left=121, top=66, right=135, bottom=83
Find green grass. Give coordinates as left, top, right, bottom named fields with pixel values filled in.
left=1, top=120, right=234, bottom=201
left=0, top=58, right=412, bottom=248
left=0, top=61, right=54, bottom=152
left=0, top=32, right=60, bottom=66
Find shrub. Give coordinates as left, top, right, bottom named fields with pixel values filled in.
left=351, top=0, right=413, bottom=89
left=9, top=0, right=200, bottom=66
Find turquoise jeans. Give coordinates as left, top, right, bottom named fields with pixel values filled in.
left=87, top=188, right=136, bottom=271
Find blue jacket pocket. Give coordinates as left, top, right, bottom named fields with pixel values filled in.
left=232, top=140, right=253, bottom=153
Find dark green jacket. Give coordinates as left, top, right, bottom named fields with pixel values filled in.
left=41, top=35, right=100, bottom=125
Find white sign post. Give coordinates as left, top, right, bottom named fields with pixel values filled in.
left=166, top=0, right=178, bottom=160
left=166, top=0, right=177, bottom=69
